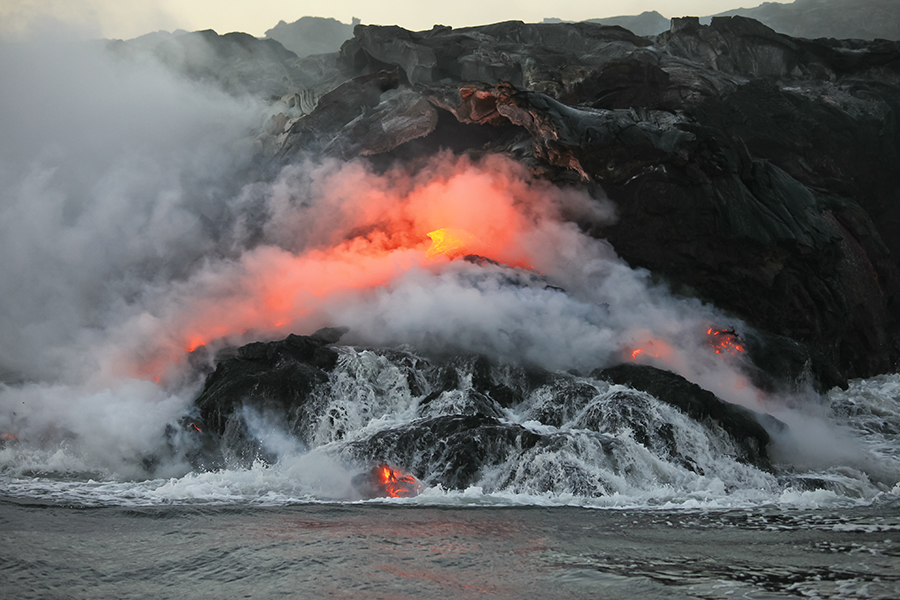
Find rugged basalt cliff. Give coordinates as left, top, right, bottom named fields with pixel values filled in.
left=248, top=16, right=900, bottom=382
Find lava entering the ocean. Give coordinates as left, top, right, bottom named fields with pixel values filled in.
left=352, top=463, right=424, bottom=499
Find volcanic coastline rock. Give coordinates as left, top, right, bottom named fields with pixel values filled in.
left=342, top=414, right=542, bottom=489
left=264, top=17, right=900, bottom=383
left=188, top=332, right=780, bottom=486
left=192, top=327, right=347, bottom=451
left=594, top=363, right=776, bottom=468
left=119, top=16, right=900, bottom=385
left=339, top=359, right=778, bottom=489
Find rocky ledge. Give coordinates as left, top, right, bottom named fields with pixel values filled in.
left=184, top=331, right=780, bottom=487
left=115, top=17, right=900, bottom=383
left=247, top=17, right=900, bottom=384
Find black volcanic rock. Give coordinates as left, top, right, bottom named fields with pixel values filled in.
left=188, top=331, right=785, bottom=486
left=114, top=16, right=900, bottom=384
left=193, top=328, right=346, bottom=439
left=342, top=414, right=542, bottom=489
left=594, top=364, right=775, bottom=468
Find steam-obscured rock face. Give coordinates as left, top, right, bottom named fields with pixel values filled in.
left=111, top=16, right=900, bottom=381
left=275, top=18, right=900, bottom=381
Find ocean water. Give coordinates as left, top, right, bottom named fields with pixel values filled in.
left=3, top=501, right=899, bottom=599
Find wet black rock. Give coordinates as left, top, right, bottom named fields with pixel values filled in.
left=193, top=328, right=347, bottom=440
left=188, top=333, right=783, bottom=486
left=594, top=363, right=774, bottom=468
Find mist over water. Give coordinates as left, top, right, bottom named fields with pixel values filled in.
left=0, top=39, right=267, bottom=382
left=0, top=37, right=898, bottom=511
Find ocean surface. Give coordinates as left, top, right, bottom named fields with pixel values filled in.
left=3, top=501, right=899, bottom=599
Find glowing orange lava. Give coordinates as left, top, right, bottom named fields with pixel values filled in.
left=627, top=337, right=675, bottom=363
left=124, top=156, right=569, bottom=382
left=707, top=328, right=745, bottom=356
left=377, top=464, right=424, bottom=498
left=426, top=228, right=475, bottom=259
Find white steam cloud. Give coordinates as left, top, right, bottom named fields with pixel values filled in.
left=0, top=39, right=267, bottom=383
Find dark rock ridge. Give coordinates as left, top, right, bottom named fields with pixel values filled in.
left=112, top=16, right=900, bottom=383
left=711, top=0, right=900, bottom=41
left=594, top=363, right=774, bottom=467
left=583, top=12, right=671, bottom=38
left=249, top=17, right=900, bottom=383
left=192, top=327, right=347, bottom=465
left=543, top=13, right=670, bottom=38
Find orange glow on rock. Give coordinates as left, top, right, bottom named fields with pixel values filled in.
left=378, top=464, right=424, bottom=498
left=352, top=463, right=424, bottom=499
left=627, top=337, right=675, bottom=363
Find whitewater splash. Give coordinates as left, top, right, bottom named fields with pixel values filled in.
left=2, top=144, right=898, bottom=509
left=2, top=343, right=900, bottom=509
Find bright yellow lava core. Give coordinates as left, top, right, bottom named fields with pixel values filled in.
left=426, top=228, right=475, bottom=259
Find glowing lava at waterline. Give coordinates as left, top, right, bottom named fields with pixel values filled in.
left=707, top=328, right=746, bottom=356
left=351, top=463, right=425, bottom=499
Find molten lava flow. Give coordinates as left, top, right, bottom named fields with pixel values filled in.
left=426, top=228, right=475, bottom=259
left=126, top=155, right=576, bottom=382
left=707, top=328, right=745, bottom=356
left=627, top=337, right=675, bottom=364
left=351, top=463, right=424, bottom=499
left=377, top=464, right=424, bottom=498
